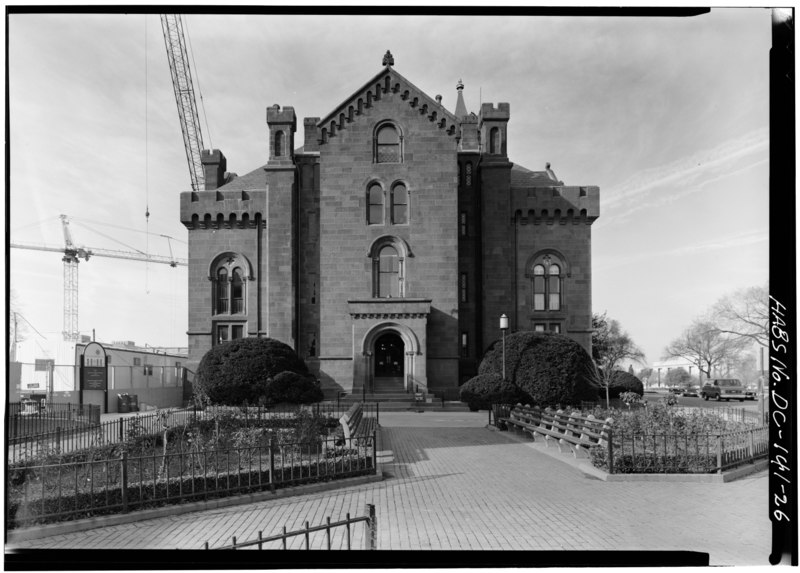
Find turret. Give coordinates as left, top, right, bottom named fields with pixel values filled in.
left=479, top=103, right=510, bottom=158
left=266, top=104, right=297, bottom=165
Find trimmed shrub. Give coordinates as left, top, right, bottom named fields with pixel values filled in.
left=265, top=371, right=324, bottom=405
left=459, top=373, right=533, bottom=411
left=478, top=331, right=600, bottom=407
left=195, top=338, right=310, bottom=406
left=607, top=370, right=644, bottom=399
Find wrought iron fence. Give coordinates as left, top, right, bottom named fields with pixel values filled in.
left=7, top=433, right=377, bottom=530
left=7, top=403, right=101, bottom=439
left=8, top=402, right=379, bottom=464
left=207, top=504, right=377, bottom=550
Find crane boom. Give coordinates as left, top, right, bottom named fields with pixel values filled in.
left=160, top=14, right=206, bottom=192
left=10, top=215, right=187, bottom=341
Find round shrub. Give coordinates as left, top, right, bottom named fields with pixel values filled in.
left=478, top=331, right=600, bottom=407
left=459, top=373, right=533, bottom=411
left=266, top=371, right=323, bottom=405
left=607, top=370, right=644, bottom=399
left=195, top=337, right=311, bottom=406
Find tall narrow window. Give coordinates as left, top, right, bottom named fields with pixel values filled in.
left=217, top=268, right=229, bottom=313
left=378, top=246, right=400, bottom=297
left=274, top=131, right=284, bottom=157
left=531, top=255, right=563, bottom=312
left=391, top=183, right=408, bottom=224
left=460, top=273, right=468, bottom=303
left=548, top=264, right=561, bottom=311
left=376, top=124, right=400, bottom=163
left=368, top=183, right=384, bottom=224
left=460, top=212, right=468, bottom=236
left=532, top=265, right=546, bottom=311
left=465, top=162, right=473, bottom=186
left=231, top=268, right=244, bottom=313
left=489, top=127, right=500, bottom=154
left=461, top=332, right=469, bottom=357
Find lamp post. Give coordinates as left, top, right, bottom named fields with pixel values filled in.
left=500, top=314, right=509, bottom=381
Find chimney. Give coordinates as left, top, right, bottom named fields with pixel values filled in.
left=201, top=149, right=227, bottom=191
left=304, top=117, right=320, bottom=153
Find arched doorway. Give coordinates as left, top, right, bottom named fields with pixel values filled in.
left=374, top=332, right=404, bottom=391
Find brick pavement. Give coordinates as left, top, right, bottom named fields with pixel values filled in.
left=5, top=412, right=770, bottom=564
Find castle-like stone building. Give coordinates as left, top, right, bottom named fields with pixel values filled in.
left=180, top=52, right=599, bottom=398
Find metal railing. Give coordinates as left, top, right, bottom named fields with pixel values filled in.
left=601, top=426, right=768, bottom=474
left=207, top=504, right=377, bottom=550
left=7, top=403, right=100, bottom=439
left=7, top=433, right=377, bottom=529
left=8, top=403, right=379, bottom=464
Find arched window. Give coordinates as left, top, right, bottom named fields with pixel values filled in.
left=531, top=255, right=562, bottom=311
left=489, top=127, right=500, bottom=154
left=274, top=131, right=284, bottom=157
left=375, top=123, right=401, bottom=163
left=391, top=183, right=408, bottom=224
left=231, top=268, right=244, bottom=314
left=378, top=246, right=400, bottom=298
left=216, top=268, right=229, bottom=313
left=368, top=183, right=384, bottom=225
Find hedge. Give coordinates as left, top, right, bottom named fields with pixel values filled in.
left=459, top=373, right=533, bottom=411
left=478, top=331, right=600, bottom=407
left=195, top=338, right=311, bottom=406
left=605, top=370, right=645, bottom=399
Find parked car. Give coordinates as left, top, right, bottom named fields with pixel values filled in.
left=744, top=388, right=757, bottom=400
left=701, top=378, right=745, bottom=402
left=681, top=386, right=700, bottom=397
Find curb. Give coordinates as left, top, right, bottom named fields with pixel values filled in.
left=8, top=471, right=384, bottom=545
left=489, top=424, right=768, bottom=483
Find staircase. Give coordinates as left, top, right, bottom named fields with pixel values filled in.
left=337, top=377, right=470, bottom=411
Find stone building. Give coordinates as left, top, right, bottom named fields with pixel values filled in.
left=179, top=52, right=600, bottom=398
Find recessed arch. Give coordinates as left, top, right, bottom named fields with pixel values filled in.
left=360, top=321, right=420, bottom=356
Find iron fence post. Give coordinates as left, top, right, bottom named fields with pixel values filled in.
left=749, top=429, right=755, bottom=463
left=119, top=417, right=124, bottom=442
left=376, top=402, right=380, bottom=426
left=716, top=434, right=723, bottom=474
left=607, top=428, right=614, bottom=474
left=269, top=436, right=276, bottom=492
left=55, top=426, right=61, bottom=454
left=121, top=451, right=129, bottom=513
left=366, top=503, right=377, bottom=550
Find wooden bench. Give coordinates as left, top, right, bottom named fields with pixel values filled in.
left=501, top=404, right=613, bottom=458
left=338, top=402, right=377, bottom=446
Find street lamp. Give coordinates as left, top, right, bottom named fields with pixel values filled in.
left=500, top=314, right=509, bottom=381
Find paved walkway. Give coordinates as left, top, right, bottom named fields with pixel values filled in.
left=6, top=412, right=770, bottom=564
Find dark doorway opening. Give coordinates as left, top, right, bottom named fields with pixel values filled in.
left=374, top=332, right=404, bottom=379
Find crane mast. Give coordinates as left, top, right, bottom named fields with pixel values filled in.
left=160, top=14, right=206, bottom=192
left=10, top=215, right=187, bottom=342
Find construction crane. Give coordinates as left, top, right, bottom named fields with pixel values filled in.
left=10, top=215, right=187, bottom=342
left=160, top=14, right=206, bottom=192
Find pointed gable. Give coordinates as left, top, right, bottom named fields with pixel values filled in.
left=317, top=64, right=460, bottom=144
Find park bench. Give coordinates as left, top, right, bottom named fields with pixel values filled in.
left=501, top=404, right=613, bottom=458
left=338, top=402, right=377, bottom=446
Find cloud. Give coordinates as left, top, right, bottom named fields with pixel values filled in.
left=595, top=127, right=768, bottom=228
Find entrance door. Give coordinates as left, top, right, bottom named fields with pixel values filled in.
left=374, top=332, right=404, bottom=391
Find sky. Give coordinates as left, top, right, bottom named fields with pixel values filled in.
left=7, top=7, right=773, bottom=367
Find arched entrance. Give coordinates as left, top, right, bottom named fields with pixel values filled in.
left=373, top=332, right=405, bottom=391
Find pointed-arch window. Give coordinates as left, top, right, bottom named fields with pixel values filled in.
left=375, top=123, right=401, bottom=163
left=391, top=183, right=408, bottom=224
left=368, top=183, right=384, bottom=225
left=274, top=131, right=284, bottom=157
left=378, top=246, right=400, bottom=298
left=532, top=255, right=562, bottom=311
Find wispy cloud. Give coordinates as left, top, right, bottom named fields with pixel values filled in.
left=595, top=128, right=768, bottom=228
left=596, top=228, right=769, bottom=272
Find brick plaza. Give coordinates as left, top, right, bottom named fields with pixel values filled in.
left=6, top=412, right=770, bottom=565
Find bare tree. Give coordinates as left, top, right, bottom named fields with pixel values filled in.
left=592, top=313, right=646, bottom=407
left=663, top=320, right=750, bottom=381
left=709, top=284, right=768, bottom=348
